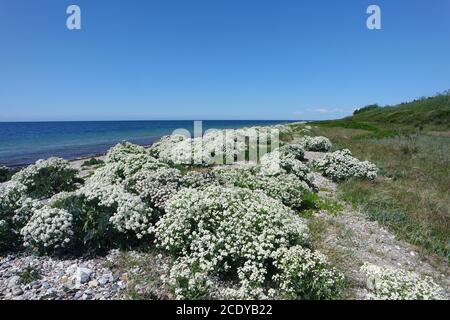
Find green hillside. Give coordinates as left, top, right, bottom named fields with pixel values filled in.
left=313, top=92, right=450, bottom=134
left=351, top=94, right=450, bottom=128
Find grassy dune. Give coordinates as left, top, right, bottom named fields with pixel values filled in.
left=292, top=94, right=450, bottom=261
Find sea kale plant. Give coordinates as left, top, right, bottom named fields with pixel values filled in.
left=299, top=135, right=332, bottom=152
left=0, top=181, right=35, bottom=250
left=0, top=130, right=349, bottom=300
left=21, top=206, right=73, bottom=251
left=155, top=185, right=311, bottom=299
left=272, top=246, right=344, bottom=300
left=11, top=157, right=78, bottom=199
left=361, top=263, right=444, bottom=300
left=259, top=150, right=316, bottom=189
left=125, top=167, right=183, bottom=211
left=314, top=149, right=378, bottom=181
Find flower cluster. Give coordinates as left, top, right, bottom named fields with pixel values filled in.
left=299, top=136, right=332, bottom=152
left=149, top=134, right=188, bottom=158
left=271, top=246, right=344, bottom=299
left=105, top=141, right=148, bottom=163
left=78, top=180, right=156, bottom=239
left=155, top=186, right=309, bottom=299
left=214, top=166, right=310, bottom=210
left=21, top=206, right=73, bottom=250
left=11, top=157, right=78, bottom=198
left=361, top=263, right=444, bottom=300
left=314, top=149, right=378, bottom=181
left=180, top=171, right=217, bottom=189
left=126, top=167, right=183, bottom=210
left=259, top=150, right=315, bottom=188
left=0, top=181, right=34, bottom=249
left=278, top=144, right=305, bottom=160
left=153, top=127, right=280, bottom=166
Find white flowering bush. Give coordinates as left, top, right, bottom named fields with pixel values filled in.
left=271, top=246, right=344, bottom=299
left=0, top=181, right=36, bottom=250
left=180, top=171, right=217, bottom=189
left=278, top=144, right=305, bottom=160
left=126, top=167, right=183, bottom=211
left=213, top=165, right=313, bottom=210
left=88, top=155, right=168, bottom=186
left=12, top=157, right=78, bottom=198
left=154, top=127, right=280, bottom=166
left=157, top=131, right=247, bottom=166
left=49, top=180, right=155, bottom=250
left=155, top=186, right=309, bottom=299
left=361, top=263, right=444, bottom=300
left=21, top=206, right=73, bottom=251
left=299, top=136, right=332, bottom=152
left=105, top=141, right=148, bottom=163
left=149, top=134, right=188, bottom=158
left=314, top=149, right=378, bottom=181
left=259, top=151, right=315, bottom=189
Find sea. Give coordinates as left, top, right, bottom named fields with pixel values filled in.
left=0, top=120, right=296, bottom=167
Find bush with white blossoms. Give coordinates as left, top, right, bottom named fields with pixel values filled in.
left=21, top=206, right=73, bottom=251
left=361, top=263, right=444, bottom=300
left=87, top=155, right=168, bottom=188
left=314, top=149, right=378, bottom=181
left=277, top=144, right=305, bottom=160
left=105, top=141, right=148, bottom=163
left=259, top=150, right=315, bottom=189
left=271, top=246, right=344, bottom=300
left=213, top=166, right=306, bottom=209
left=126, top=167, right=183, bottom=211
left=180, top=171, right=217, bottom=189
left=49, top=180, right=155, bottom=250
left=0, top=181, right=36, bottom=250
left=299, top=136, right=332, bottom=152
left=155, top=186, right=309, bottom=299
left=157, top=130, right=247, bottom=166
left=12, top=157, right=78, bottom=199
left=149, top=134, right=188, bottom=159
left=154, top=127, right=280, bottom=166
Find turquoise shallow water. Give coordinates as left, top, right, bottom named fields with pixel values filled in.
left=0, top=120, right=295, bottom=167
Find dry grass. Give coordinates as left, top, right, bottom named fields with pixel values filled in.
left=292, top=124, right=450, bottom=261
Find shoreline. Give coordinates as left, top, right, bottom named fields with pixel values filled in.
left=1, top=121, right=308, bottom=170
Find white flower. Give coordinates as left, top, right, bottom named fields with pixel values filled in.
left=125, top=167, right=183, bottom=211
left=21, top=206, right=73, bottom=250
left=314, top=149, right=378, bottom=181
left=271, top=246, right=343, bottom=299
left=155, top=185, right=309, bottom=299
left=299, top=136, right=332, bottom=152
left=361, top=263, right=444, bottom=300
left=11, top=157, right=78, bottom=198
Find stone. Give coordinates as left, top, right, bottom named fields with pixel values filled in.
left=98, top=275, right=109, bottom=286
left=12, top=286, right=23, bottom=296
left=88, top=280, right=99, bottom=288
left=73, top=267, right=93, bottom=285
left=8, top=275, right=20, bottom=288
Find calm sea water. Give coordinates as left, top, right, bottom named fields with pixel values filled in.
left=0, top=120, right=295, bottom=167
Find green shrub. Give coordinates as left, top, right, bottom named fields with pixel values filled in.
left=12, top=158, right=78, bottom=199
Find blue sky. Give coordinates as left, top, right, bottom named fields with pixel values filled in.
left=0, top=0, right=449, bottom=121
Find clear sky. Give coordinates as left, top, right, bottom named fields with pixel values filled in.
left=0, top=0, right=449, bottom=121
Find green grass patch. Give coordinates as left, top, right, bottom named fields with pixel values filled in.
left=81, top=158, right=105, bottom=167
left=17, top=266, right=41, bottom=285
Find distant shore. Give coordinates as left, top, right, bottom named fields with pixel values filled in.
left=0, top=120, right=299, bottom=168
